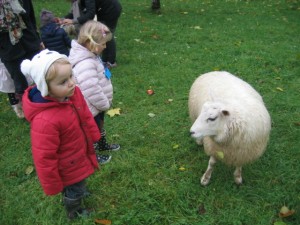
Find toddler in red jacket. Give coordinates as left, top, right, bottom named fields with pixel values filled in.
left=21, top=49, right=101, bottom=220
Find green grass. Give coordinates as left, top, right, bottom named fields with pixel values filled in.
left=1, top=0, right=300, bottom=224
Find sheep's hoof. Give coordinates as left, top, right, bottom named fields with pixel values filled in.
left=234, top=176, right=243, bottom=185
left=200, top=175, right=210, bottom=186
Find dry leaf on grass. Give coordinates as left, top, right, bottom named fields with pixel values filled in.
left=276, top=87, right=284, bottom=92
left=279, top=206, right=295, bottom=218
left=25, top=165, right=34, bottom=175
left=106, top=108, right=121, bottom=117
left=179, top=166, right=186, bottom=171
left=94, top=219, right=112, bottom=225
left=173, top=144, right=179, bottom=149
left=148, top=113, right=155, bottom=118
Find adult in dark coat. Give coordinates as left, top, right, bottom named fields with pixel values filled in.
left=62, top=0, right=96, bottom=34
left=63, top=0, right=122, bottom=67
left=95, top=0, right=122, bottom=67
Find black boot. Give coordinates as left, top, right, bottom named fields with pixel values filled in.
left=63, top=196, right=89, bottom=220
left=96, top=129, right=120, bottom=151
left=152, top=0, right=161, bottom=10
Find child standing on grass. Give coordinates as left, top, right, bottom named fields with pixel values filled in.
left=21, top=49, right=101, bottom=220
left=69, top=20, right=120, bottom=161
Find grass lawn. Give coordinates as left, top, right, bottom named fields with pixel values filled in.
left=0, top=0, right=299, bottom=224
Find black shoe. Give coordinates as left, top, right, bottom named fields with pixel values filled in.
left=152, top=0, right=160, bottom=10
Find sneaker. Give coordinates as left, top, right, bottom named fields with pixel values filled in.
left=96, top=154, right=112, bottom=165
left=108, top=144, right=120, bottom=151
left=11, top=103, right=24, bottom=119
left=97, top=143, right=121, bottom=152
left=94, top=141, right=121, bottom=152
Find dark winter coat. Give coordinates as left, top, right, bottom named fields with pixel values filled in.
left=22, top=86, right=100, bottom=195
left=95, top=0, right=122, bottom=25
left=0, top=0, right=41, bottom=61
left=64, top=0, right=96, bottom=25
left=40, top=23, right=72, bottom=56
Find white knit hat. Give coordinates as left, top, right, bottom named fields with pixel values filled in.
left=21, top=49, right=68, bottom=97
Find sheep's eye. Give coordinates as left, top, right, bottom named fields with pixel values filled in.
left=207, top=117, right=217, bottom=122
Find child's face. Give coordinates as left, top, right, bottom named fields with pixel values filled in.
left=90, top=41, right=107, bottom=55
left=48, top=64, right=76, bottom=102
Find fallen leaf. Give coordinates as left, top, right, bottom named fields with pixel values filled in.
left=279, top=206, right=295, bottom=218
left=216, top=151, right=224, bottom=159
left=148, top=113, right=155, bottom=118
left=94, top=219, right=112, bottom=225
left=106, top=108, right=121, bottom=117
left=193, top=26, right=202, bottom=30
left=276, top=87, right=284, bottom=92
left=25, top=165, right=34, bottom=175
left=179, top=166, right=186, bottom=171
left=173, top=144, right=179, bottom=149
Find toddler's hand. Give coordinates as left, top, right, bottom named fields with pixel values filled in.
left=62, top=19, right=73, bottom=25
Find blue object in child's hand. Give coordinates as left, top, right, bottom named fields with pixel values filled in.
left=105, top=67, right=111, bottom=79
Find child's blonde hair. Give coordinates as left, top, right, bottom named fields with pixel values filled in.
left=77, top=21, right=112, bottom=52
left=46, top=58, right=71, bottom=83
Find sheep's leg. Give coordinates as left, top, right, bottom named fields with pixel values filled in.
left=234, top=166, right=242, bottom=185
left=201, top=156, right=217, bottom=186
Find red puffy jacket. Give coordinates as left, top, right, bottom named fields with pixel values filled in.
left=23, top=86, right=100, bottom=195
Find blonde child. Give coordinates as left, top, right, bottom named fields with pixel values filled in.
left=69, top=20, right=120, bottom=163
left=21, top=49, right=100, bottom=220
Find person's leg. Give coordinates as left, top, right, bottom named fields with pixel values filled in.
left=7, top=93, right=24, bottom=118
left=63, top=180, right=90, bottom=220
left=96, top=112, right=120, bottom=151
left=94, top=113, right=112, bottom=164
left=152, top=0, right=161, bottom=10
left=2, top=58, right=28, bottom=96
left=99, top=18, right=119, bottom=66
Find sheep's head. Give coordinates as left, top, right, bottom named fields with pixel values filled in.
left=190, top=101, right=230, bottom=141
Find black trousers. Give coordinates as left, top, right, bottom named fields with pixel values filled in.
left=2, top=51, right=37, bottom=95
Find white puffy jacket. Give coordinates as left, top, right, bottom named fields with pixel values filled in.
left=68, top=40, right=113, bottom=116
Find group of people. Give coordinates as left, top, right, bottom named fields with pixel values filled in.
left=0, top=0, right=122, bottom=220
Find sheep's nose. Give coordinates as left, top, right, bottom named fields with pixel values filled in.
left=190, top=131, right=195, bottom=136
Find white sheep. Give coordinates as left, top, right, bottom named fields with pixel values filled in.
left=188, top=71, right=271, bottom=186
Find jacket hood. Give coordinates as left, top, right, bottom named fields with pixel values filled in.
left=22, top=86, right=71, bottom=122
left=40, top=23, right=59, bottom=37
left=68, top=40, right=97, bottom=66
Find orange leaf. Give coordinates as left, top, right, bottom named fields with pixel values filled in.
left=94, top=219, right=112, bottom=225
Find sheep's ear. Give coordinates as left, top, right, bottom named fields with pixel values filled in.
left=222, top=110, right=230, bottom=116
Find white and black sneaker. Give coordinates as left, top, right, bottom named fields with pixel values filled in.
left=96, top=154, right=112, bottom=165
